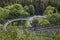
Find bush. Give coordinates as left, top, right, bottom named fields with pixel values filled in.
left=29, top=5, right=35, bottom=15
left=0, top=7, right=10, bottom=19
left=46, top=13, right=60, bottom=24
left=24, top=5, right=35, bottom=15
left=5, top=4, right=23, bottom=10
left=0, top=25, right=60, bottom=40
left=19, top=10, right=30, bottom=18
left=24, top=21, right=31, bottom=28
left=1, top=26, right=60, bottom=40
left=19, top=20, right=31, bottom=28
left=8, top=20, right=31, bottom=29
left=32, top=17, right=41, bottom=27
left=5, top=4, right=30, bottom=19
left=39, top=19, right=50, bottom=25
left=0, top=19, right=4, bottom=24
left=32, top=16, right=50, bottom=27
left=8, top=9, right=30, bottom=19
left=44, top=5, right=56, bottom=15
left=0, top=24, right=3, bottom=30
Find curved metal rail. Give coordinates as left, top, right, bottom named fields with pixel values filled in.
left=3, top=16, right=46, bottom=30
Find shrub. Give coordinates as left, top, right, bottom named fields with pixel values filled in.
left=32, top=17, right=41, bottom=27
left=29, top=5, right=35, bottom=15
left=55, top=13, right=60, bottom=24
left=46, top=13, right=60, bottom=24
left=19, top=20, right=31, bottom=28
left=44, top=5, right=56, bottom=15
left=24, top=5, right=35, bottom=15
left=39, top=19, right=50, bottom=25
left=19, top=10, right=30, bottom=18
left=0, top=24, right=3, bottom=30
left=0, top=7, right=9, bottom=19
left=0, top=19, right=4, bottom=24
left=24, top=21, right=31, bottom=28
left=0, top=25, right=60, bottom=40
left=24, top=5, right=29, bottom=12
left=5, top=4, right=30, bottom=19
left=5, top=4, right=23, bottom=10
left=32, top=16, right=50, bottom=27
left=8, top=9, right=30, bottom=19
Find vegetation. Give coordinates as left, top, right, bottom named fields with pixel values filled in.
left=46, top=13, right=60, bottom=25
left=0, top=24, right=60, bottom=40
left=0, top=0, right=60, bottom=15
left=5, top=4, right=30, bottom=19
left=0, top=7, right=9, bottom=19
left=44, top=5, right=56, bottom=15
left=0, top=4, right=35, bottom=19
left=0, top=0, right=60, bottom=40
left=24, top=5, right=35, bottom=15
left=32, top=17, right=50, bottom=27
left=0, top=0, right=60, bottom=29
left=8, top=20, right=31, bottom=29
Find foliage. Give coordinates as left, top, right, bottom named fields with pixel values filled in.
left=5, top=4, right=30, bottom=19
left=24, top=21, right=31, bottom=28
left=44, top=5, right=56, bottom=15
left=24, top=5, right=35, bottom=15
left=32, top=17, right=41, bottom=27
left=5, top=4, right=24, bottom=10
left=0, top=7, right=10, bottom=19
left=0, top=24, right=3, bottom=30
left=0, top=25, right=60, bottom=40
left=32, top=16, right=49, bottom=27
left=0, top=19, right=4, bottom=24
left=44, top=5, right=60, bottom=25
left=39, top=19, right=50, bottom=25
left=9, top=9, right=30, bottom=19
left=8, top=20, right=31, bottom=29
left=29, top=5, right=35, bottom=15
left=0, top=0, right=60, bottom=15
left=46, top=13, right=60, bottom=24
